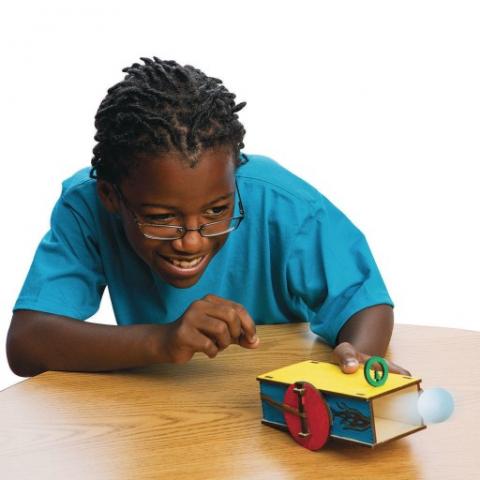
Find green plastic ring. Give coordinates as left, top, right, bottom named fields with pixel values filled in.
left=364, top=356, right=389, bottom=387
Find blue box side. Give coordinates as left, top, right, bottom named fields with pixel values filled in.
left=325, top=394, right=374, bottom=445
left=259, top=381, right=287, bottom=426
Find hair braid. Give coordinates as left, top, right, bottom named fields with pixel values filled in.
left=90, top=57, right=247, bottom=182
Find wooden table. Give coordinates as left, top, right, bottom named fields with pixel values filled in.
left=1, top=324, right=478, bottom=479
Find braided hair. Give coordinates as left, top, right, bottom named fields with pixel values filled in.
left=90, top=57, right=248, bottom=183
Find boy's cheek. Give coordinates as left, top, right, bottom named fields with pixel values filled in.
left=121, top=226, right=156, bottom=266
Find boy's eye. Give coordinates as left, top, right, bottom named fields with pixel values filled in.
left=143, top=205, right=229, bottom=223
left=145, top=213, right=176, bottom=224
left=205, top=205, right=228, bottom=216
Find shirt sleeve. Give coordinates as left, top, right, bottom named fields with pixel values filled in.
left=13, top=188, right=106, bottom=320
left=286, top=195, right=394, bottom=346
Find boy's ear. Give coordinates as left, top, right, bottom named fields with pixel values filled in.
left=97, top=180, right=120, bottom=214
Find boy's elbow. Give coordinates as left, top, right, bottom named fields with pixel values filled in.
left=6, top=356, right=35, bottom=378
left=7, top=342, right=46, bottom=378
left=7, top=332, right=32, bottom=377
left=6, top=313, right=47, bottom=377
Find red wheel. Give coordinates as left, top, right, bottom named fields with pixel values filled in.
left=283, top=381, right=331, bottom=451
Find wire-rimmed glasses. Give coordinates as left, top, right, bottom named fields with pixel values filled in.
left=113, top=179, right=245, bottom=240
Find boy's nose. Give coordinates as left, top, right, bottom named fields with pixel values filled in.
left=170, top=222, right=207, bottom=253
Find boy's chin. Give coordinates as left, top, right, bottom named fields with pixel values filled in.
left=162, top=274, right=202, bottom=289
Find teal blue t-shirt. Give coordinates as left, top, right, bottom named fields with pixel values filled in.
left=13, top=154, right=394, bottom=346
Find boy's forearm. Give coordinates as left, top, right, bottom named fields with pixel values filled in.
left=7, top=310, right=167, bottom=377
left=336, top=304, right=394, bottom=356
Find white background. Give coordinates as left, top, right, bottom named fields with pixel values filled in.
left=1, top=1, right=479, bottom=391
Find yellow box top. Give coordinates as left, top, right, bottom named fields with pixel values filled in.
left=257, top=361, right=421, bottom=400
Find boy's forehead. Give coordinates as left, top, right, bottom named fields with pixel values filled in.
left=122, top=148, right=236, bottom=203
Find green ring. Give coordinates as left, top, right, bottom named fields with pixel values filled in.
left=364, top=356, right=389, bottom=387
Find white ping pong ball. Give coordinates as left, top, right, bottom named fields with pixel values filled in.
left=417, top=388, right=454, bottom=424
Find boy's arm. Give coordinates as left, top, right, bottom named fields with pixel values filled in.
left=332, top=304, right=411, bottom=376
left=6, top=310, right=164, bottom=377
left=7, top=297, right=258, bottom=377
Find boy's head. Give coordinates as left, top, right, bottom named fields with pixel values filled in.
left=91, top=57, right=247, bottom=288
left=90, top=56, right=247, bottom=183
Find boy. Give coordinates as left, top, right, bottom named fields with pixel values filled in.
left=7, top=57, right=409, bottom=377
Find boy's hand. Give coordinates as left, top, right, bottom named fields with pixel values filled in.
left=161, top=294, right=259, bottom=364
left=332, top=341, right=411, bottom=376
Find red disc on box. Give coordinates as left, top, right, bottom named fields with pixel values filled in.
left=283, top=382, right=331, bottom=451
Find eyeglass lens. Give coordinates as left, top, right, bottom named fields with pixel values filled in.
left=141, top=217, right=242, bottom=239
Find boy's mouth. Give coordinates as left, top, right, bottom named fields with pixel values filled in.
left=164, top=255, right=204, bottom=268
left=157, top=253, right=210, bottom=278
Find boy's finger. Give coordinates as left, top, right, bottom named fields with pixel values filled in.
left=188, top=329, right=219, bottom=359
left=202, top=303, right=242, bottom=340
left=238, top=334, right=260, bottom=349
left=332, top=342, right=360, bottom=374
left=198, top=315, right=233, bottom=350
left=233, top=304, right=258, bottom=344
left=383, top=360, right=411, bottom=377
left=203, top=294, right=258, bottom=345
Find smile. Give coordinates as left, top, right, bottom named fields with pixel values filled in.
left=165, top=256, right=204, bottom=268
left=157, top=253, right=210, bottom=278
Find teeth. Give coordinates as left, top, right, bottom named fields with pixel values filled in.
left=167, top=256, right=204, bottom=269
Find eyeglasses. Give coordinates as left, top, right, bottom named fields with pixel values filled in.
left=113, top=179, right=245, bottom=240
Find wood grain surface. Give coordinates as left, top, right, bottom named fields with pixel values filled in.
left=1, top=323, right=478, bottom=480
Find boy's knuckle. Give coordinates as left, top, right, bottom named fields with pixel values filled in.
left=225, top=307, right=237, bottom=323
left=233, top=303, right=245, bottom=313
left=191, top=299, right=205, bottom=310
left=176, top=323, right=190, bottom=339
left=215, top=322, right=229, bottom=336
